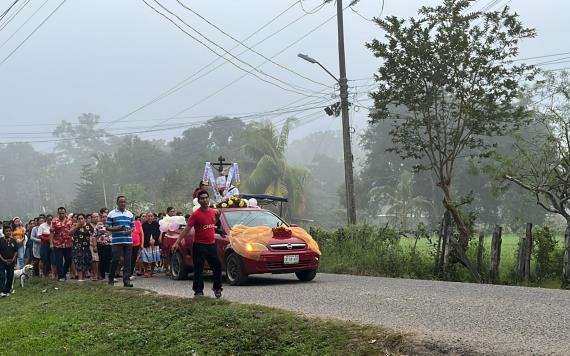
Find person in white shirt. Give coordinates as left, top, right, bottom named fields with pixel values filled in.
left=37, top=215, right=54, bottom=278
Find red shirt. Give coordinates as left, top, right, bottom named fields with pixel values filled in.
left=51, top=216, right=73, bottom=248
left=187, top=208, right=217, bottom=245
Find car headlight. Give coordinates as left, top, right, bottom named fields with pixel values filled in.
left=246, top=242, right=268, bottom=252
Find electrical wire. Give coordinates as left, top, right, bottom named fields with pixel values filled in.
left=349, top=0, right=384, bottom=22
left=142, top=0, right=322, bottom=98
left=0, top=0, right=49, bottom=51
left=174, top=0, right=329, bottom=87
left=0, top=0, right=66, bottom=66
left=0, top=0, right=30, bottom=31
left=105, top=0, right=304, bottom=129
left=0, top=0, right=20, bottom=22
left=147, top=7, right=343, bottom=129
left=299, top=0, right=327, bottom=14
left=0, top=101, right=331, bottom=144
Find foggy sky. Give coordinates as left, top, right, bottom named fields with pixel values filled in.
left=1, top=0, right=568, bottom=152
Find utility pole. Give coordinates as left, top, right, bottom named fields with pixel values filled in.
left=336, top=0, right=357, bottom=224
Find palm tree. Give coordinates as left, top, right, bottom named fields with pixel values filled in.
left=368, top=170, right=432, bottom=229
left=241, top=118, right=307, bottom=217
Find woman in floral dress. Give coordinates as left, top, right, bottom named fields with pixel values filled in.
left=70, top=214, right=94, bottom=281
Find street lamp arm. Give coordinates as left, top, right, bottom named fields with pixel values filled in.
left=297, top=53, right=340, bottom=83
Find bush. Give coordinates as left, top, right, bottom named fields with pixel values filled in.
left=311, top=224, right=434, bottom=279
left=533, top=226, right=562, bottom=283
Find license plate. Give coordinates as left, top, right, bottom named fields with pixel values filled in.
left=283, top=255, right=299, bottom=264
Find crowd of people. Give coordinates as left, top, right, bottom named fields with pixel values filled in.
left=1, top=178, right=229, bottom=299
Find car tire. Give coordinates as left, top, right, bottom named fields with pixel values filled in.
left=295, top=269, right=317, bottom=282
left=225, top=253, right=248, bottom=286
left=171, top=252, right=188, bottom=280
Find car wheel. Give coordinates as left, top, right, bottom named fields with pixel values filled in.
left=171, top=252, right=188, bottom=280
left=295, top=269, right=317, bottom=282
left=225, top=253, right=248, bottom=286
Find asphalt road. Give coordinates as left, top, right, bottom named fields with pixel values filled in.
left=132, top=272, right=570, bottom=355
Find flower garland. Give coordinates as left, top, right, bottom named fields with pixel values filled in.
left=214, top=196, right=249, bottom=209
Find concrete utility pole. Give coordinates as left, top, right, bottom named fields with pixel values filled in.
left=297, top=0, right=357, bottom=225
left=336, top=0, right=357, bottom=224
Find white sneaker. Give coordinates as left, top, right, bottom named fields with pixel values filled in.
left=0, top=293, right=6, bottom=297
left=129, top=276, right=135, bottom=281
left=4, top=293, right=10, bottom=297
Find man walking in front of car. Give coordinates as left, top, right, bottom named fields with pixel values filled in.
left=173, top=190, right=222, bottom=298
left=106, top=195, right=134, bottom=287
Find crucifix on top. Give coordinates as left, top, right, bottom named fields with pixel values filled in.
left=215, top=155, right=232, bottom=174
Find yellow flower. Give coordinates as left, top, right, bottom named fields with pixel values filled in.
left=239, top=200, right=245, bottom=207
left=227, top=200, right=234, bottom=206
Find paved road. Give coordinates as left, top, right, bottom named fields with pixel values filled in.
left=132, top=273, right=570, bottom=355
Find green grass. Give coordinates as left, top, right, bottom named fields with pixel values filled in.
left=0, top=279, right=408, bottom=356
left=313, top=225, right=563, bottom=288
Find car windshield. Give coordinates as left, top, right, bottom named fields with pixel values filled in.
left=223, top=210, right=287, bottom=228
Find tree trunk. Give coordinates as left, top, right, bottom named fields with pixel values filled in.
left=490, top=225, right=502, bottom=284
left=563, top=223, right=570, bottom=289
left=477, top=230, right=484, bottom=276
left=434, top=213, right=445, bottom=275
left=440, top=184, right=470, bottom=250
left=516, top=223, right=532, bottom=283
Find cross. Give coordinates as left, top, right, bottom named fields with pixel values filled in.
left=215, top=155, right=231, bottom=174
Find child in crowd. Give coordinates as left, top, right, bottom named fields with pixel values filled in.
left=142, top=212, right=161, bottom=277
left=0, top=225, right=17, bottom=297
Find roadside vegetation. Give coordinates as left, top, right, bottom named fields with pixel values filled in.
left=312, top=224, right=564, bottom=288
left=0, top=279, right=409, bottom=356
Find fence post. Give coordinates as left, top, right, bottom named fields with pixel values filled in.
left=490, top=225, right=502, bottom=284
left=477, top=230, right=484, bottom=276
left=563, top=225, right=570, bottom=289
left=517, top=223, right=533, bottom=283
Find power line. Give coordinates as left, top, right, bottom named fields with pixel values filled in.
left=147, top=7, right=342, bottom=129
left=0, top=0, right=49, bottom=51
left=299, top=0, right=327, bottom=14
left=0, top=0, right=29, bottom=31
left=2, top=98, right=332, bottom=134
left=0, top=0, right=66, bottom=66
left=142, top=0, right=322, bottom=98
left=0, top=0, right=20, bottom=22
left=349, top=0, right=384, bottom=23
left=174, top=0, right=329, bottom=88
left=105, top=0, right=303, bottom=130
left=0, top=102, right=330, bottom=144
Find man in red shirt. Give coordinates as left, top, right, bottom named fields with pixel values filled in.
left=173, top=190, right=222, bottom=298
left=50, top=207, right=74, bottom=281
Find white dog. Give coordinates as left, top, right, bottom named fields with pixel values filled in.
left=12, top=264, right=34, bottom=292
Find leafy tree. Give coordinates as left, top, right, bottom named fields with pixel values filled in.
left=366, top=0, right=535, bottom=259
left=53, top=113, right=117, bottom=164
left=500, top=71, right=570, bottom=287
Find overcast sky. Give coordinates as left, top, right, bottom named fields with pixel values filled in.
left=1, top=0, right=569, bottom=152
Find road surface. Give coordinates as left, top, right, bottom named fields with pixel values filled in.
left=132, top=272, right=570, bottom=355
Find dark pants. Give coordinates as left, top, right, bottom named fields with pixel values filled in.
left=0, top=262, right=15, bottom=293
left=98, top=244, right=112, bottom=279
left=54, top=247, right=72, bottom=280
left=40, top=244, right=54, bottom=271
left=192, top=243, right=222, bottom=293
left=131, top=246, right=140, bottom=275
left=109, top=244, right=132, bottom=284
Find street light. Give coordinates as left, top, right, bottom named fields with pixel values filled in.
left=297, top=54, right=339, bottom=84
left=297, top=52, right=357, bottom=225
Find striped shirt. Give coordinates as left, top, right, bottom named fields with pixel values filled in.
left=106, top=209, right=134, bottom=245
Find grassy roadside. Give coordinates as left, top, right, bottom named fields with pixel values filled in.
left=314, top=225, right=563, bottom=288
left=0, top=279, right=407, bottom=356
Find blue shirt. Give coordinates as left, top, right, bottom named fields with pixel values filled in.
left=106, top=209, right=134, bottom=245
